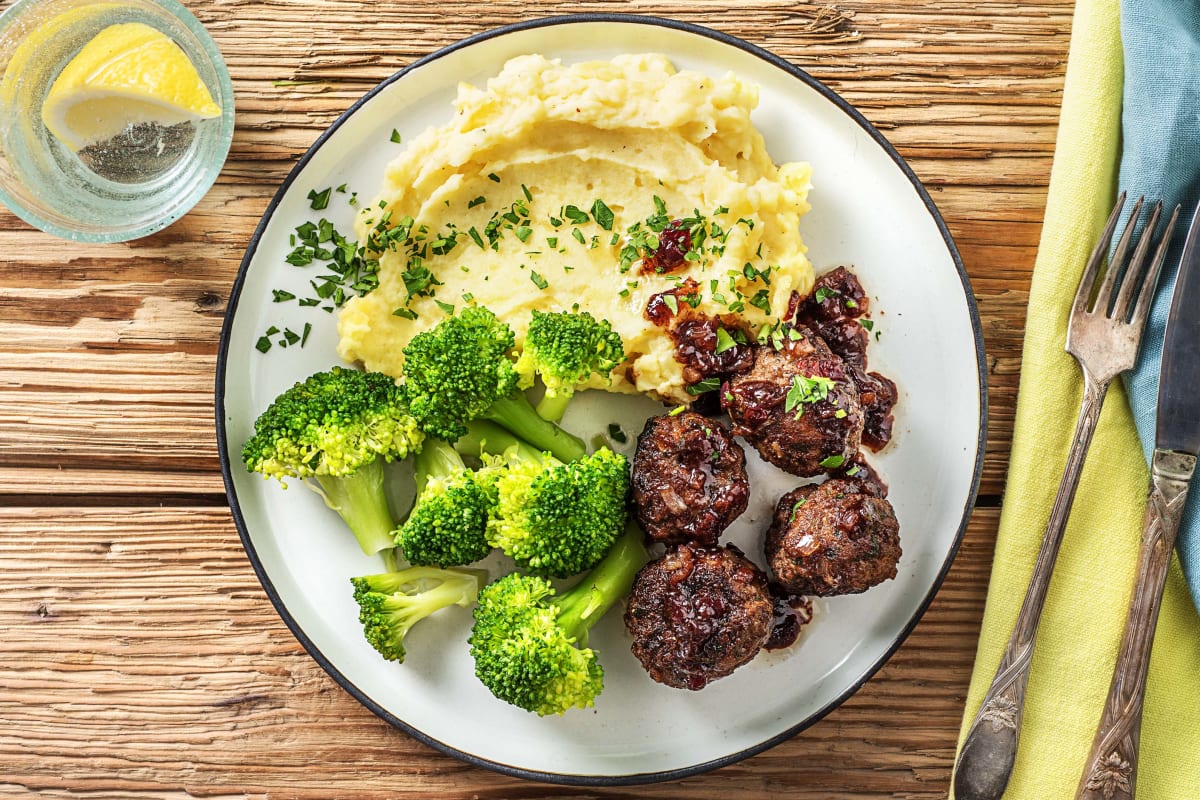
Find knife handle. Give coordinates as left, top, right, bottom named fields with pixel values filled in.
left=1076, top=448, right=1195, bottom=800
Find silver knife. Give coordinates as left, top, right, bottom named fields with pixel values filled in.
left=1074, top=200, right=1200, bottom=800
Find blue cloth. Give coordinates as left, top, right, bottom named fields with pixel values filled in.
left=1119, top=0, right=1200, bottom=614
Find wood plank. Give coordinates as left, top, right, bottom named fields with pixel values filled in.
left=0, top=505, right=998, bottom=798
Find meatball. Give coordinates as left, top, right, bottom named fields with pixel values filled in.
left=631, top=411, right=750, bottom=545
left=765, top=479, right=901, bottom=597
left=793, top=267, right=898, bottom=452
left=721, top=326, right=863, bottom=476
left=625, top=543, right=774, bottom=690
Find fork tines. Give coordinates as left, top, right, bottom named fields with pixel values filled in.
left=1073, top=192, right=1180, bottom=326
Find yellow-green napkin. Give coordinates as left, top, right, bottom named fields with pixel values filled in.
left=952, top=0, right=1200, bottom=796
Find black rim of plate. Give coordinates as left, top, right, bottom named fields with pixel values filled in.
left=215, top=12, right=988, bottom=787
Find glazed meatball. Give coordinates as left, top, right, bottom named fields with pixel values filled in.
left=721, top=326, right=863, bottom=477
left=625, top=543, right=774, bottom=690
left=765, top=479, right=901, bottom=597
left=793, top=267, right=898, bottom=452
left=631, top=412, right=750, bottom=545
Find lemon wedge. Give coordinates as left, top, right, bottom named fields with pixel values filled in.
left=41, top=22, right=221, bottom=152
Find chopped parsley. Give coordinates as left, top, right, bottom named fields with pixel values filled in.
left=686, top=377, right=722, bottom=395
left=591, top=199, right=615, bottom=231
left=400, top=264, right=442, bottom=300
left=784, top=374, right=835, bottom=418
left=714, top=327, right=737, bottom=354
left=306, top=187, right=331, bottom=210
left=749, top=289, right=772, bottom=314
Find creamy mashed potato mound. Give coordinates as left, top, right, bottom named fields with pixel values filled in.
left=338, top=53, right=813, bottom=404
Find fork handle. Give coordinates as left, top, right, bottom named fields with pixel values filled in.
left=954, top=372, right=1110, bottom=800
left=1075, top=449, right=1195, bottom=800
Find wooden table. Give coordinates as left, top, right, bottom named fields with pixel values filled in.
left=0, top=1, right=1067, bottom=796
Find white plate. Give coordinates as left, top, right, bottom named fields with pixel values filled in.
left=216, top=15, right=985, bottom=785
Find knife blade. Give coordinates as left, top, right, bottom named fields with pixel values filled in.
left=1156, top=200, right=1200, bottom=456
left=1076, top=200, right=1200, bottom=800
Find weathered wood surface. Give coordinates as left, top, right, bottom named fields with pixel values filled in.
left=0, top=0, right=1071, bottom=796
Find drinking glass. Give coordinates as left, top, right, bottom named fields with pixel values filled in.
left=0, top=0, right=234, bottom=242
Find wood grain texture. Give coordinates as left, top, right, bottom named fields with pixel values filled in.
left=0, top=0, right=1072, bottom=795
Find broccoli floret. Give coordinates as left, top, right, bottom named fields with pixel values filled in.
left=401, top=306, right=586, bottom=462
left=395, top=437, right=494, bottom=568
left=352, top=566, right=486, bottom=663
left=242, top=366, right=423, bottom=568
left=469, top=521, right=647, bottom=715
left=515, top=309, right=626, bottom=422
left=488, top=441, right=630, bottom=578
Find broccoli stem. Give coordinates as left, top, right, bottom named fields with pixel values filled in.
left=313, top=458, right=397, bottom=560
left=412, top=436, right=467, bottom=495
left=385, top=569, right=482, bottom=624
left=451, top=419, right=523, bottom=455
left=455, top=420, right=551, bottom=462
left=482, top=394, right=586, bottom=462
left=534, top=392, right=572, bottom=423
left=553, top=521, right=648, bottom=647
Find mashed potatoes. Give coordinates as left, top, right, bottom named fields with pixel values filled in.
left=337, top=53, right=813, bottom=404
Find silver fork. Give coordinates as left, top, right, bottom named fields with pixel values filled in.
left=952, top=193, right=1179, bottom=800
